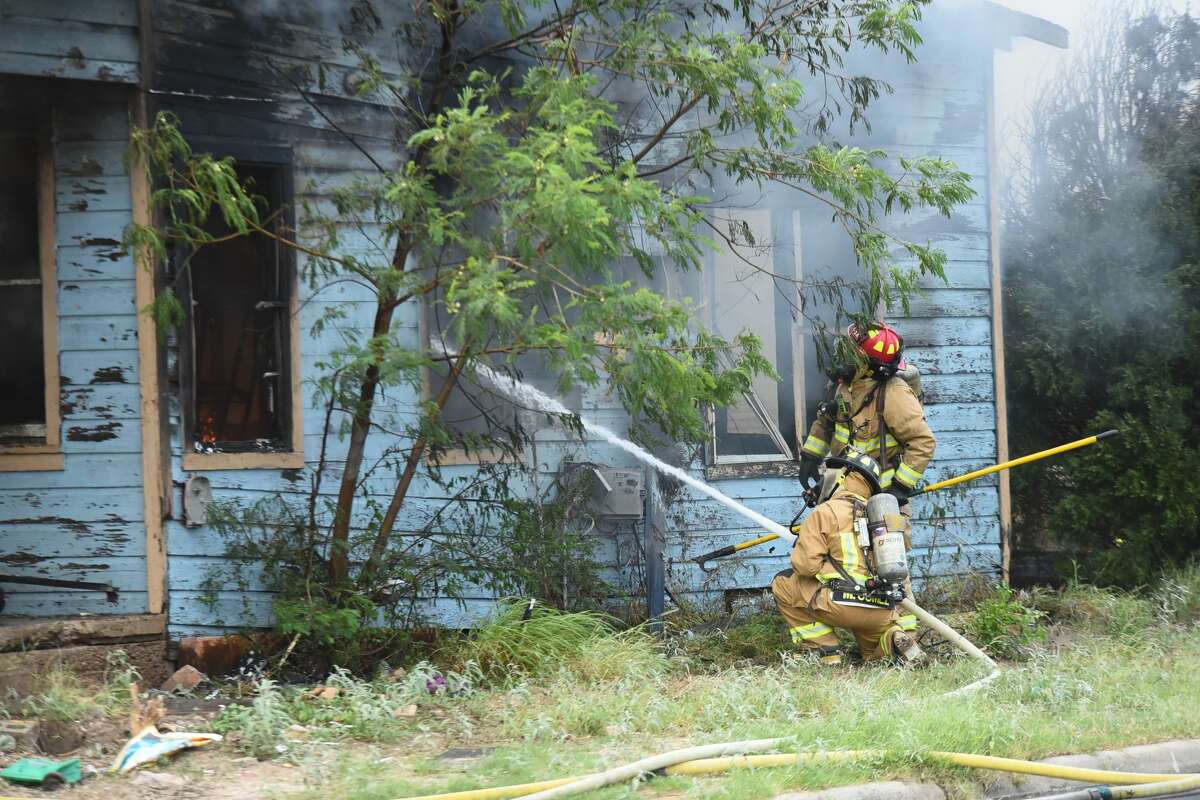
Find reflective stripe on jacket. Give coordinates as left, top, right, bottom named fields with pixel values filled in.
left=805, top=374, right=935, bottom=490
left=790, top=488, right=871, bottom=585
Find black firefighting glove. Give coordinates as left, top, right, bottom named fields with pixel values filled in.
left=885, top=483, right=912, bottom=503
left=798, top=452, right=821, bottom=489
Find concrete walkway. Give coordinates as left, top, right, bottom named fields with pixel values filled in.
left=774, top=740, right=1200, bottom=800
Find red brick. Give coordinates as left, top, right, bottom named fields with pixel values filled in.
left=161, top=665, right=207, bottom=692
left=177, top=635, right=250, bottom=677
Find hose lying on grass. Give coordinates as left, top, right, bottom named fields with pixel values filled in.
left=898, top=597, right=1001, bottom=697
left=399, top=746, right=1200, bottom=800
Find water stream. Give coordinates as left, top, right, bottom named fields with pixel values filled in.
left=449, top=345, right=796, bottom=544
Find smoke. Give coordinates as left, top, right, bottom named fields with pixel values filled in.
left=231, top=0, right=366, bottom=35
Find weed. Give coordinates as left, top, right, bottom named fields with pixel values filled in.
left=1151, top=563, right=1200, bottom=625
left=214, top=677, right=294, bottom=759
left=966, top=584, right=1047, bottom=660
left=444, top=599, right=651, bottom=680
left=1034, top=579, right=1156, bottom=640
left=16, top=649, right=140, bottom=723
left=668, top=613, right=793, bottom=669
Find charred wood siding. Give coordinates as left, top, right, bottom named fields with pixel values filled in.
left=0, top=2, right=140, bottom=84
left=0, top=82, right=149, bottom=615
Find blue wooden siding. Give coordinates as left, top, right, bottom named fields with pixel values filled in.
left=0, top=2, right=140, bottom=84
left=0, top=82, right=149, bottom=616
left=132, top=5, right=1005, bottom=636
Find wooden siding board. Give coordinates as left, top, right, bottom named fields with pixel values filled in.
left=61, top=385, right=140, bottom=419
left=58, top=248, right=137, bottom=283
left=1, top=1, right=138, bottom=27
left=57, top=141, right=129, bottom=178
left=0, top=457, right=143, bottom=491
left=906, top=346, right=993, bottom=375
left=0, top=53, right=138, bottom=85
left=60, top=350, right=138, bottom=386
left=0, top=17, right=140, bottom=62
left=0, top=487, right=143, bottom=523
left=59, top=317, right=139, bottom=350
left=0, top=521, right=144, bottom=557
left=62, top=418, right=141, bottom=454
left=59, top=279, right=137, bottom=317
left=54, top=105, right=136, bottom=143
left=56, top=175, right=132, bottom=214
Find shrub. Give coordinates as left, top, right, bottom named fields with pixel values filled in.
left=966, top=584, right=1047, bottom=660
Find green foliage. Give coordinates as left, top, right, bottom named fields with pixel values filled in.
left=215, top=663, right=484, bottom=757
left=445, top=599, right=656, bottom=680
left=966, top=584, right=1046, bottom=661
left=214, top=677, right=294, bottom=759
left=1004, top=7, right=1200, bottom=584
left=1152, top=563, right=1200, bottom=625
left=17, top=650, right=141, bottom=723
left=1033, top=578, right=1157, bottom=641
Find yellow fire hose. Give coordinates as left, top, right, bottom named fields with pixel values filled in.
left=691, top=430, right=1120, bottom=567
left=397, top=746, right=1199, bottom=800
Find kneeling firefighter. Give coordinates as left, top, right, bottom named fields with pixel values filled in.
left=772, top=450, right=924, bottom=665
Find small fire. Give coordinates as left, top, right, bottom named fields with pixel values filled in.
left=198, top=413, right=217, bottom=449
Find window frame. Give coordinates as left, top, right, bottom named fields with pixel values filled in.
left=0, top=128, right=63, bottom=473
left=704, top=207, right=807, bottom=478
left=178, top=143, right=303, bottom=472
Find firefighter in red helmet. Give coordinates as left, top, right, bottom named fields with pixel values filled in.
left=796, top=321, right=936, bottom=632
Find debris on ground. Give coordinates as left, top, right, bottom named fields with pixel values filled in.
left=161, top=665, right=208, bottom=693
left=111, top=726, right=222, bottom=774
left=129, top=770, right=188, bottom=790
left=302, top=685, right=340, bottom=701
left=0, top=756, right=84, bottom=788
left=38, top=719, right=85, bottom=755
left=0, top=719, right=40, bottom=751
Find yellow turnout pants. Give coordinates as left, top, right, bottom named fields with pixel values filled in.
left=771, top=568, right=916, bottom=661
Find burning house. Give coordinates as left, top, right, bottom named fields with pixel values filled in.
left=0, top=1, right=1064, bottom=670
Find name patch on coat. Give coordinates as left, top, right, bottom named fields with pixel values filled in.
left=830, top=588, right=895, bottom=610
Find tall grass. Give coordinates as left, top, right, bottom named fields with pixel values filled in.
left=445, top=599, right=665, bottom=681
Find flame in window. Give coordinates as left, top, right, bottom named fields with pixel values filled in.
left=197, top=413, right=217, bottom=449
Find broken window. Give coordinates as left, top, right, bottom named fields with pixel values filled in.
left=0, top=127, right=56, bottom=448
left=706, top=208, right=803, bottom=464
left=186, top=163, right=292, bottom=453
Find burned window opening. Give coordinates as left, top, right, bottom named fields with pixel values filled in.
left=186, top=163, right=292, bottom=454
left=0, top=136, right=45, bottom=445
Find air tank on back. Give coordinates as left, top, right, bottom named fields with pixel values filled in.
left=866, top=492, right=909, bottom=584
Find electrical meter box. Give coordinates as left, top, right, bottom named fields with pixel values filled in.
left=589, top=467, right=645, bottom=519
left=562, top=462, right=645, bottom=520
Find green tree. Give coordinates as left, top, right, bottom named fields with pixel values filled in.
left=1004, top=4, right=1200, bottom=585
left=131, top=0, right=972, bottom=624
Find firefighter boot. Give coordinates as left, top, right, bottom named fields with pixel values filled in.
left=888, top=629, right=925, bottom=667
left=817, top=645, right=846, bottom=666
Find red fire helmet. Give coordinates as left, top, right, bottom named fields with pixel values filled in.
left=848, top=321, right=903, bottom=367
